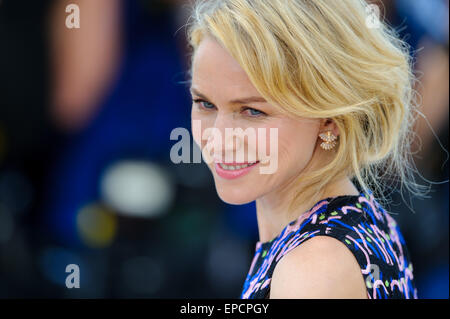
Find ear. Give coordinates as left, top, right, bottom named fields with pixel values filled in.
left=319, top=118, right=340, bottom=137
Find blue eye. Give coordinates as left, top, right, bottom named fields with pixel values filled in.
left=194, top=99, right=215, bottom=110
left=202, top=101, right=215, bottom=109
left=243, top=107, right=266, bottom=117
left=249, top=109, right=262, bottom=116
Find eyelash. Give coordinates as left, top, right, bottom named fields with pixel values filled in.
left=193, top=99, right=266, bottom=117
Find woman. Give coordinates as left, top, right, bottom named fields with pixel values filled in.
left=187, top=0, right=425, bottom=299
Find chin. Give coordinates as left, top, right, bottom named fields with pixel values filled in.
left=215, top=186, right=257, bottom=205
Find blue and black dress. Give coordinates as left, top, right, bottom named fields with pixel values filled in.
left=241, top=191, right=417, bottom=299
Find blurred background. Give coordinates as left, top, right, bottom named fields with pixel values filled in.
left=0, top=0, right=448, bottom=298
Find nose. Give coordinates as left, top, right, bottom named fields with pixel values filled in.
left=210, top=112, right=241, bottom=162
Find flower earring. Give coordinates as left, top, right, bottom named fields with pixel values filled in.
left=319, top=131, right=338, bottom=150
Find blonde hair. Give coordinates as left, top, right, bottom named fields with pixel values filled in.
left=187, top=0, right=429, bottom=212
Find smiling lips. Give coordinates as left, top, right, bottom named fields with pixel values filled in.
left=214, top=161, right=260, bottom=179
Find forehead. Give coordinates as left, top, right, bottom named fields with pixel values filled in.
left=191, top=36, right=261, bottom=98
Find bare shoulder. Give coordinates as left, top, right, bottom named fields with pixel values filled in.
left=269, top=235, right=367, bottom=299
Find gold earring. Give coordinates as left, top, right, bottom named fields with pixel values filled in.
left=319, top=131, right=337, bottom=150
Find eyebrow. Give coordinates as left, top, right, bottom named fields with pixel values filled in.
left=190, top=88, right=267, bottom=105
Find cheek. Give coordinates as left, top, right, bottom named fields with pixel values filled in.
left=278, top=135, right=314, bottom=164
left=191, top=110, right=213, bottom=150
left=249, top=124, right=278, bottom=158
left=277, top=123, right=320, bottom=166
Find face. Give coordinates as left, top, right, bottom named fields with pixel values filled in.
left=190, top=36, right=324, bottom=205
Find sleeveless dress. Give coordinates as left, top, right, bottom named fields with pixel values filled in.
left=240, top=191, right=418, bottom=299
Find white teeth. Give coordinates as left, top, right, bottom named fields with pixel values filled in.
left=219, top=162, right=257, bottom=170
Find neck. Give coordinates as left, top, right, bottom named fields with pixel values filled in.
left=255, top=176, right=360, bottom=243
